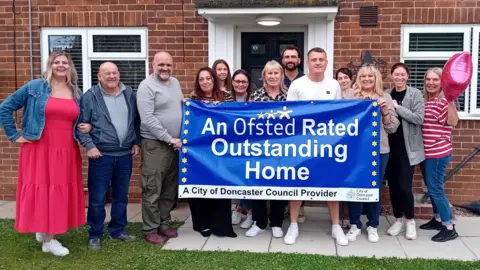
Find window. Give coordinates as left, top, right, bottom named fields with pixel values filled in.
left=401, top=25, right=480, bottom=118
left=41, top=28, right=148, bottom=92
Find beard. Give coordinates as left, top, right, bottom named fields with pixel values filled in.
left=284, top=62, right=299, bottom=71
left=156, top=71, right=171, bottom=81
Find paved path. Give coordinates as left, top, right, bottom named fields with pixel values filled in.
left=1, top=201, right=478, bottom=261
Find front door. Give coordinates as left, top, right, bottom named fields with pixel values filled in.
left=241, top=32, right=304, bottom=90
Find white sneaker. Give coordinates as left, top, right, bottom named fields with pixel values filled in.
left=405, top=220, right=417, bottom=240
left=346, top=225, right=361, bottom=242
left=240, top=213, right=253, bottom=229
left=36, top=233, right=44, bottom=243
left=367, top=226, right=379, bottom=243
left=272, top=227, right=283, bottom=238
left=245, top=222, right=265, bottom=237
left=284, top=224, right=299, bottom=245
left=232, top=211, right=242, bottom=225
left=332, top=225, right=348, bottom=246
left=42, top=239, right=69, bottom=256
left=387, top=221, right=405, bottom=236
left=298, top=206, right=306, bottom=223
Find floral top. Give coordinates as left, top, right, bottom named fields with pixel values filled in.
left=249, top=87, right=287, bottom=102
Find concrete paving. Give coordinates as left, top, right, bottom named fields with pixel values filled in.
left=0, top=201, right=478, bottom=261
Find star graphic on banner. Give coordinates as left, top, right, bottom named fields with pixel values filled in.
left=182, top=158, right=187, bottom=163
left=257, top=112, right=265, bottom=119
left=373, top=101, right=378, bottom=107
left=372, top=151, right=377, bottom=157
left=372, top=171, right=377, bottom=177
left=372, top=180, right=377, bottom=187
left=372, top=121, right=378, bottom=127
left=184, top=120, right=189, bottom=125
left=184, top=130, right=188, bottom=135
left=183, top=139, right=188, bottom=144
left=266, top=110, right=277, bottom=119
left=185, top=101, right=190, bottom=106
left=182, top=148, right=187, bottom=153
left=182, top=168, right=187, bottom=173
left=372, top=141, right=378, bottom=147
left=372, top=111, right=378, bottom=117
left=372, top=161, right=377, bottom=166
left=278, top=106, right=293, bottom=120
left=181, top=177, right=187, bottom=183
left=185, top=111, right=190, bottom=116
left=372, top=131, right=377, bottom=137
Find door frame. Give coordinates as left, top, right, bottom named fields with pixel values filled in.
left=234, top=26, right=308, bottom=72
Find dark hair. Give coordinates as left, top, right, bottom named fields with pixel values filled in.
left=391, top=62, right=410, bottom=76
left=193, top=67, right=225, bottom=101
left=212, top=59, right=232, bottom=92
left=281, top=45, right=302, bottom=59
left=307, top=47, right=327, bottom=58
left=335, top=67, right=353, bottom=80
left=231, top=69, right=253, bottom=101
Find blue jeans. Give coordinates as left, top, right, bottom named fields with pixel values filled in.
left=238, top=200, right=252, bottom=211
left=87, top=154, right=133, bottom=239
left=348, top=153, right=389, bottom=228
left=420, top=155, right=454, bottom=225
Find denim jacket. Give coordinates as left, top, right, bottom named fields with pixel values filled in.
left=0, top=78, right=81, bottom=142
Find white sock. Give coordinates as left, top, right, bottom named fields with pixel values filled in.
left=332, top=224, right=341, bottom=230
left=290, top=222, right=298, bottom=229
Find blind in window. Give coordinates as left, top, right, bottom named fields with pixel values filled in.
left=477, top=36, right=480, bottom=109
left=409, top=33, right=464, bottom=52
left=48, top=35, right=83, bottom=91
left=92, top=35, right=141, bottom=53
left=90, top=61, right=146, bottom=92
left=405, top=60, right=465, bottom=111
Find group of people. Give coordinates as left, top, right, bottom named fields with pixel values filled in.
left=0, top=44, right=459, bottom=256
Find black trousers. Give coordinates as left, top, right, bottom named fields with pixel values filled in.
left=188, top=198, right=235, bottom=236
left=386, top=150, right=415, bottom=219
left=252, top=200, right=287, bottom=229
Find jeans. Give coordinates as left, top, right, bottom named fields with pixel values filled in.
left=238, top=200, right=252, bottom=211
left=87, top=154, right=132, bottom=239
left=420, top=155, right=454, bottom=225
left=348, top=153, right=389, bottom=228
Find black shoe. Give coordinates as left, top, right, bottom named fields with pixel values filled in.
left=200, top=229, right=211, bottom=237
left=432, top=226, right=458, bottom=242
left=419, top=218, right=443, bottom=230
left=88, top=238, right=101, bottom=250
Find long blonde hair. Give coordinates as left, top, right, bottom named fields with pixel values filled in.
left=261, top=60, right=287, bottom=92
left=42, top=50, right=81, bottom=99
left=352, top=65, right=385, bottom=98
left=423, top=67, right=445, bottom=101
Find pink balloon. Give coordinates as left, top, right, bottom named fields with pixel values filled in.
left=441, top=52, right=473, bottom=102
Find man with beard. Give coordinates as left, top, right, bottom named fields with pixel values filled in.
left=282, top=45, right=304, bottom=89
left=136, top=51, right=183, bottom=244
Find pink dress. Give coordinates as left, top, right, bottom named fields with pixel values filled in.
left=15, top=97, right=85, bottom=234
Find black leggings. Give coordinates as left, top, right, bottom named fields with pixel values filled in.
left=386, top=151, right=415, bottom=219
left=252, top=200, right=287, bottom=229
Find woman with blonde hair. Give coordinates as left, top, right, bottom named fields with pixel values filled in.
left=246, top=60, right=288, bottom=238
left=344, top=65, right=400, bottom=243
left=418, top=67, right=459, bottom=242
left=0, top=51, right=91, bottom=256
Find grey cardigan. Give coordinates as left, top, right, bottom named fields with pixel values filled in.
left=388, top=86, right=425, bottom=166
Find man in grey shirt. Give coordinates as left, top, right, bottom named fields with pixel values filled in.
left=77, top=62, right=141, bottom=250
left=137, top=51, right=183, bottom=245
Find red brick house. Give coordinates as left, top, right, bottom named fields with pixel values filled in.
left=0, top=0, right=479, bottom=208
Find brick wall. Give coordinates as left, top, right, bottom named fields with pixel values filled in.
left=0, top=0, right=479, bottom=205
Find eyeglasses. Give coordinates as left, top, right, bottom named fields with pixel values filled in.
left=233, top=80, right=248, bottom=85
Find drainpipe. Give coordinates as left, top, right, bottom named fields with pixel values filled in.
left=28, top=0, right=33, bottom=80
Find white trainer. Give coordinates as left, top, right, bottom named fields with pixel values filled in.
left=283, top=224, right=299, bottom=245
left=332, top=225, right=349, bottom=246
left=36, top=233, right=44, bottom=243
left=240, top=213, right=253, bottom=229
left=42, top=239, right=69, bottom=256
left=245, top=222, right=265, bottom=237
left=387, top=221, right=405, bottom=236
left=346, top=225, right=361, bottom=242
left=405, top=220, right=417, bottom=240
left=272, top=227, right=283, bottom=238
left=367, top=226, right=379, bottom=243
left=231, top=211, right=242, bottom=225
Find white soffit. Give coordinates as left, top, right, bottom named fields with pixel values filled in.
left=198, top=7, right=338, bottom=21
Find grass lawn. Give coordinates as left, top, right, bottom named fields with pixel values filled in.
left=0, top=219, right=478, bottom=270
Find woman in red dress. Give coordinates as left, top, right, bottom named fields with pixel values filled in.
left=0, top=51, right=90, bottom=256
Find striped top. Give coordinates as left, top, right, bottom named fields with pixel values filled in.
left=422, top=97, right=453, bottom=158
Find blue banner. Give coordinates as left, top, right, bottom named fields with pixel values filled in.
left=178, top=99, right=381, bottom=202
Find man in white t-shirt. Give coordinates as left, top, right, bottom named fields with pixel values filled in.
left=284, top=47, right=348, bottom=246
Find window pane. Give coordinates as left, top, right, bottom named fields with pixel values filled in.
left=405, top=60, right=465, bottom=111
left=409, top=33, right=464, bottom=52
left=93, top=35, right=141, bottom=53
left=48, top=35, right=83, bottom=90
left=90, top=61, right=146, bottom=92
left=477, top=35, right=480, bottom=109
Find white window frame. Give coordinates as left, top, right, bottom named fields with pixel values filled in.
left=40, top=27, right=149, bottom=92
left=470, top=27, right=480, bottom=115
left=401, top=24, right=480, bottom=119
